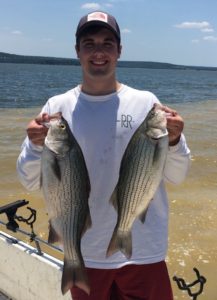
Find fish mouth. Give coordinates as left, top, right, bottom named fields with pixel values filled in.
left=152, top=130, right=168, bottom=139
left=39, top=112, right=62, bottom=128
left=41, top=122, right=51, bottom=128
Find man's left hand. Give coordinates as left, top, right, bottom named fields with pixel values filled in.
left=162, top=105, right=184, bottom=146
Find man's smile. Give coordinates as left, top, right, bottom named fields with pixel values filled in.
left=91, top=60, right=108, bottom=66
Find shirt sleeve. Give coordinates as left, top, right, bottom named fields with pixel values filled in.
left=16, top=137, right=43, bottom=191
left=16, top=103, right=50, bottom=191
left=163, top=133, right=191, bottom=184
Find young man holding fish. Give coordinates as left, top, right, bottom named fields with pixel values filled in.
left=17, top=11, right=191, bottom=300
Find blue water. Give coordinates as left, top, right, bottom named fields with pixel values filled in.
left=1, top=63, right=217, bottom=300
left=0, top=63, right=217, bottom=108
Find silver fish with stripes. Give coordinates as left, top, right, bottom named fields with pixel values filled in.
left=106, top=103, right=168, bottom=259
left=41, top=112, right=91, bottom=295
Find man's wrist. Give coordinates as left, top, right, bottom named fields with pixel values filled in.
left=169, top=135, right=181, bottom=146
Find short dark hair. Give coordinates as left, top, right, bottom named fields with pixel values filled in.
left=76, top=25, right=121, bottom=51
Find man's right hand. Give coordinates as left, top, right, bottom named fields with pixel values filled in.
left=26, top=113, right=50, bottom=146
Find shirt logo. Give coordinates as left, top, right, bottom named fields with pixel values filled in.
left=117, top=114, right=134, bottom=129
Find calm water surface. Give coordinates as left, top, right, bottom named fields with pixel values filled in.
left=0, top=63, right=217, bottom=299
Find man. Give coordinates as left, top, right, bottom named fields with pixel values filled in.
left=17, top=11, right=191, bottom=300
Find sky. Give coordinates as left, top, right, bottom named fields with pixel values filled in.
left=0, top=0, right=217, bottom=67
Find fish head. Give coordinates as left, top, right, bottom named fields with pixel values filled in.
left=146, top=103, right=168, bottom=139
left=45, top=112, right=71, bottom=155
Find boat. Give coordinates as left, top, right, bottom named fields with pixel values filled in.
left=0, top=200, right=71, bottom=300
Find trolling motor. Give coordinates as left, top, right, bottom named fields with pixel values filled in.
left=173, top=267, right=207, bottom=300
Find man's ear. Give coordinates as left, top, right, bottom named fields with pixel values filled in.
left=75, top=44, right=80, bottom=58
left=118, top=44, right=122, bottom=58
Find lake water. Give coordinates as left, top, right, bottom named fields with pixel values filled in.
left=0, top=63, right=217, bottom=299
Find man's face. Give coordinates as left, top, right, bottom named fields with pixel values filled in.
left=76, top=28, right=122, bottom=81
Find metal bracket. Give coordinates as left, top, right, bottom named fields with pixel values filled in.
left=0, top=200, right=42, bottom=255
left=0, top=200, right=63, bottom=256
left=173, top=268, right=206, bottom=300
left=0, top=200, right=29, bottom=232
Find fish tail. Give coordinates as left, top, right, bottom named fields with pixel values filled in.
left=61, top=260, right=90, bottom=295
left=106, top=228, right=132, bottom=259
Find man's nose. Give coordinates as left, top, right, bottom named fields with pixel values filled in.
left=93, top=44, right=104, bottom=53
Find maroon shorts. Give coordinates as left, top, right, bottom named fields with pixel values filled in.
left=70, top=261, right=173, bottom=300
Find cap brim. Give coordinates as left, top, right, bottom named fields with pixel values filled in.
left=76, top=21, right=120, bottom=41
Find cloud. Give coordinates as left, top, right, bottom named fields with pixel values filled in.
left=81, top=2, right=114, bottom=10
left=201, top=28, right=214, bottom=33
left=175, top=21, right=210, bottom=29
left=175, top=21, right=215, bottom=34
left=175, top=20, right=217, bottom=44
left=11, top=30, right=23, bottom=35
left=81, top=3, right=101, bottom=10
left=203, top=35, right=217, bottom=42
left=121, top=28, right=131, bottom=34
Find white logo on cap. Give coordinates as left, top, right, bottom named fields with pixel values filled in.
left=87, top=12, right=108, bottom=23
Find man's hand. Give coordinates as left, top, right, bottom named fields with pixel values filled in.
left=162, top=106, right=184, bottom=146
left=27, top=113, right=50, bottom=146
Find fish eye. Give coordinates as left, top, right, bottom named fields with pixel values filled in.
left=59, top=124, right=66, bottom=130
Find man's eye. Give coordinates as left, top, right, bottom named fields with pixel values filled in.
left=84, top=43, right=94, bottom=48
left=104, top=43, right=113, bottom=48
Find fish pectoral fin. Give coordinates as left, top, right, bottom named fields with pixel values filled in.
left=51, top=157, right=62, bottom=181
left=109, top=187, right=118, bottom=211
left=42, top=146, right=61, bottom=181
left=106, top=228, right=132, bottom=260
left=61, top=260, right=90, bottom=295
left=48, top=222, right=61, bottom=244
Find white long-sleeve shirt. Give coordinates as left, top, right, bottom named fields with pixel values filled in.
left=17, top=84, right=191, bottom=269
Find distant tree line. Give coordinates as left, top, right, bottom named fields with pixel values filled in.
left=0, top=52, right=217, bottom=71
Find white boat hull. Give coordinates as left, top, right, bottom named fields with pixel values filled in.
left=0, top=231, right=71, bottom=300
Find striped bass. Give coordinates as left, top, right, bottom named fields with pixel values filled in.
left=106, top=103, right=168, bottom=259
left=41, top=112, right=91, bottom=295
